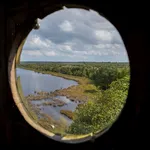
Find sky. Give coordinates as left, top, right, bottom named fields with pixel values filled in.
left=21, top=7, right=129, bottom=62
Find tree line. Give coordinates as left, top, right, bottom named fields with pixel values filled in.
left=18, top=62, right=129, bottom=90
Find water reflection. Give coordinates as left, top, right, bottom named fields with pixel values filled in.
left=16, top=68, right=78, bottom=96
left=16, top=68, right=79, bottom=125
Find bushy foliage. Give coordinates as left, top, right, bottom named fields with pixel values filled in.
left=67, top=75, right=129, bottom=134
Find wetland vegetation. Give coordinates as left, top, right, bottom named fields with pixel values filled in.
left=16, top=62, right=130, bottom=136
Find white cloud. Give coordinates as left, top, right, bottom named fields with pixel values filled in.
left=94, top=30, right=112, bottom=41
left=42, top=50, right=56, bottom=56
left=73, top=50, right=102, bottom=56
left=59, top=20, right=73, bottom=32
left=114, top=44, right=121, bottom=49
left=59, top=45, right=72, bottom=51
left=22, top=50, right=42, bottom=56
left=123, top=51, right=128, bottom=56
left=63, top=45, right=72, bottom=51
left=65, top=53, right=88, bottom=60
left=23, top=34, right=125, bottom=59
left=111, top=50, right=120, bottom=55
left=30, top=35, right=50, bottom=48
left=95, top=44, right=105, bottom=49
left=21, top=8, right=128, bottom=62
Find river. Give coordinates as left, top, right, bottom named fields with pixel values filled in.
left=16, top=68, right=79, bottom=124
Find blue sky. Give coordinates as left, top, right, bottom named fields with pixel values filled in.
left=21, top=7, right=129, bottom=62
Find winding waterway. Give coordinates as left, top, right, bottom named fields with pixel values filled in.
left=16, top=68, right=79, bottom=124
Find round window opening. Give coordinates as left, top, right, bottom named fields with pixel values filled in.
left=13, top=7, right=130, bottom=143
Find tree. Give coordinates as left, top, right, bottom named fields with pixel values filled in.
left=67, top=75, right=129, bottom=135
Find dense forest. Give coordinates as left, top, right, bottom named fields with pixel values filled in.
left=17, top=62, right=130, bottom=135
left=18, top=62, right=129, bottom=90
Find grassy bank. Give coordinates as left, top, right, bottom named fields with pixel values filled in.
left=18, top=66, right=102, bottom=103
left=60, top=110, right=74, bottom=120
left=52, top=84, right=102, bottom=102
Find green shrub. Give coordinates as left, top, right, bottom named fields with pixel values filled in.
left=67, top=75, right=129, bottom=135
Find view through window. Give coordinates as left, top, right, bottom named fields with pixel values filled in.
left=16, top=7, right=130, bottom=141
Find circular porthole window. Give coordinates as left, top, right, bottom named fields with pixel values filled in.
left=10, top=7, right=130, bottom=143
